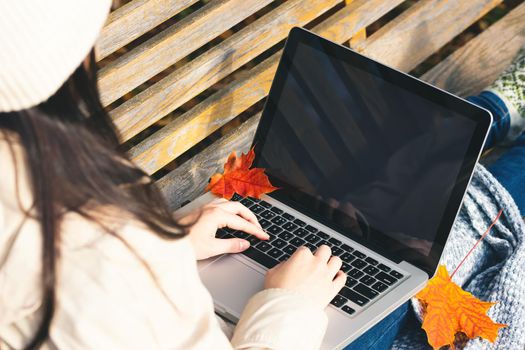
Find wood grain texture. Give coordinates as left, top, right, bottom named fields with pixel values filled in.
left=129, top=55, right=277, bottom=174
left=344, top=0, right=367, bottom=48
left=421, top=2, right=525, bottom=97
left=157, top=113, right=261, bottom=210
left=112, top=0, right=341, bottom=142
left=96, top=0, right=198, bottom=60
left=355, top=0, right=502, bottom=72
left=98, top=0, right=272, bottom=106
left=350, top=28, right=367, bottom=48
left=128, top=0, right=404, bottom=175
left=312, top=0, right=404, bottom=44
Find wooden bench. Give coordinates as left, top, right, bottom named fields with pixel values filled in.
left=95, top=0, right=525, bottom=210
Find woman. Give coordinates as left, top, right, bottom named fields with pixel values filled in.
left=0, top=1, right=344, bottom=349
left=1, top=1, right=524, bottom=349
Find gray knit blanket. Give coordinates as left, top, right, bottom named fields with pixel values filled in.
left=392, top=165, right=525, bottom=350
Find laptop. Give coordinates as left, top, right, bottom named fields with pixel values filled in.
left=176, top=27, right=492, bottom=349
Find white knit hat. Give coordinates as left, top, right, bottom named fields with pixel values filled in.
left=0, top=0, right=112, bottom=112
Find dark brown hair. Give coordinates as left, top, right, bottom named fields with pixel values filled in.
left=0, top=52, right=187, bottom=349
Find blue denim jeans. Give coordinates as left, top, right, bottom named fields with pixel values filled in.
left=467, top=91, right=525, bottom=215
left=467, top=91, right=512, bottom=150
left=343, top=91, right=525, bottom=349
left=343, top=302, right=409, bottom=350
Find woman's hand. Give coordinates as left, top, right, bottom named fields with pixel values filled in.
left=180, top=198, right=269, bottom=260
left=264, top=245, right=346, bottom=308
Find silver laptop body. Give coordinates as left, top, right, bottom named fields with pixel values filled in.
left=173, top=27, right=492, bottom=349
left=177, top=192, right=427, bottom=349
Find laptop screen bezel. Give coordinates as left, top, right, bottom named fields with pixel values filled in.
left=251, top=27, right=492, bottom=276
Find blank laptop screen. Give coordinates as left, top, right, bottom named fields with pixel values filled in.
left=254, top=34, right=486, bottom=273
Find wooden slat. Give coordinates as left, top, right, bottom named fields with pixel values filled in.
left=96, top=0, right=198, bottom=61
left=307, top=0, right=405, bottom=47
left=157, top=113, right=260, bottom=210
left=128, top=0, right=405, bottom=174
left=98, top=0, right=273, bottom=106
left=421, top=2, right=525, bottom=97
left=344, top=0, right=366, bottom=48
left=355, top=0, right=502, bottom=72
left=349, top=28, right=367, bottom=49
left=112, top=0, right=342, bottom=142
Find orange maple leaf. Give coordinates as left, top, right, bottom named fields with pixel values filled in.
left=206, top=147, right=278, bottom=200
left=417, top=265, right=506, bottom=349
left=417, top=210, right=506, bottom=349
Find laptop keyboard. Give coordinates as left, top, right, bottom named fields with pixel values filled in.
left=216, top=194, right=406, bottom=316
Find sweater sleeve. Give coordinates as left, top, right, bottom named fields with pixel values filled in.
left=43, top=219, right=328, bottom=350
left=232, top=288, right=328, bottom=350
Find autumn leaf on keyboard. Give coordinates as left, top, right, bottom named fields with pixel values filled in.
left=206, top=147, right=278, bottom=200
left=417, top=210, right=506, bottom=349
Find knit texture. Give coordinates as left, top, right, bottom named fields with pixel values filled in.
left=487, top=46, right=525, bottom=142
left=392, top=165, right=525, bottom=349
left=0, top=0, right=111, bottom=112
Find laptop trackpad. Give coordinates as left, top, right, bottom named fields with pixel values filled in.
left=199, top=255, right=265, bottom=321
